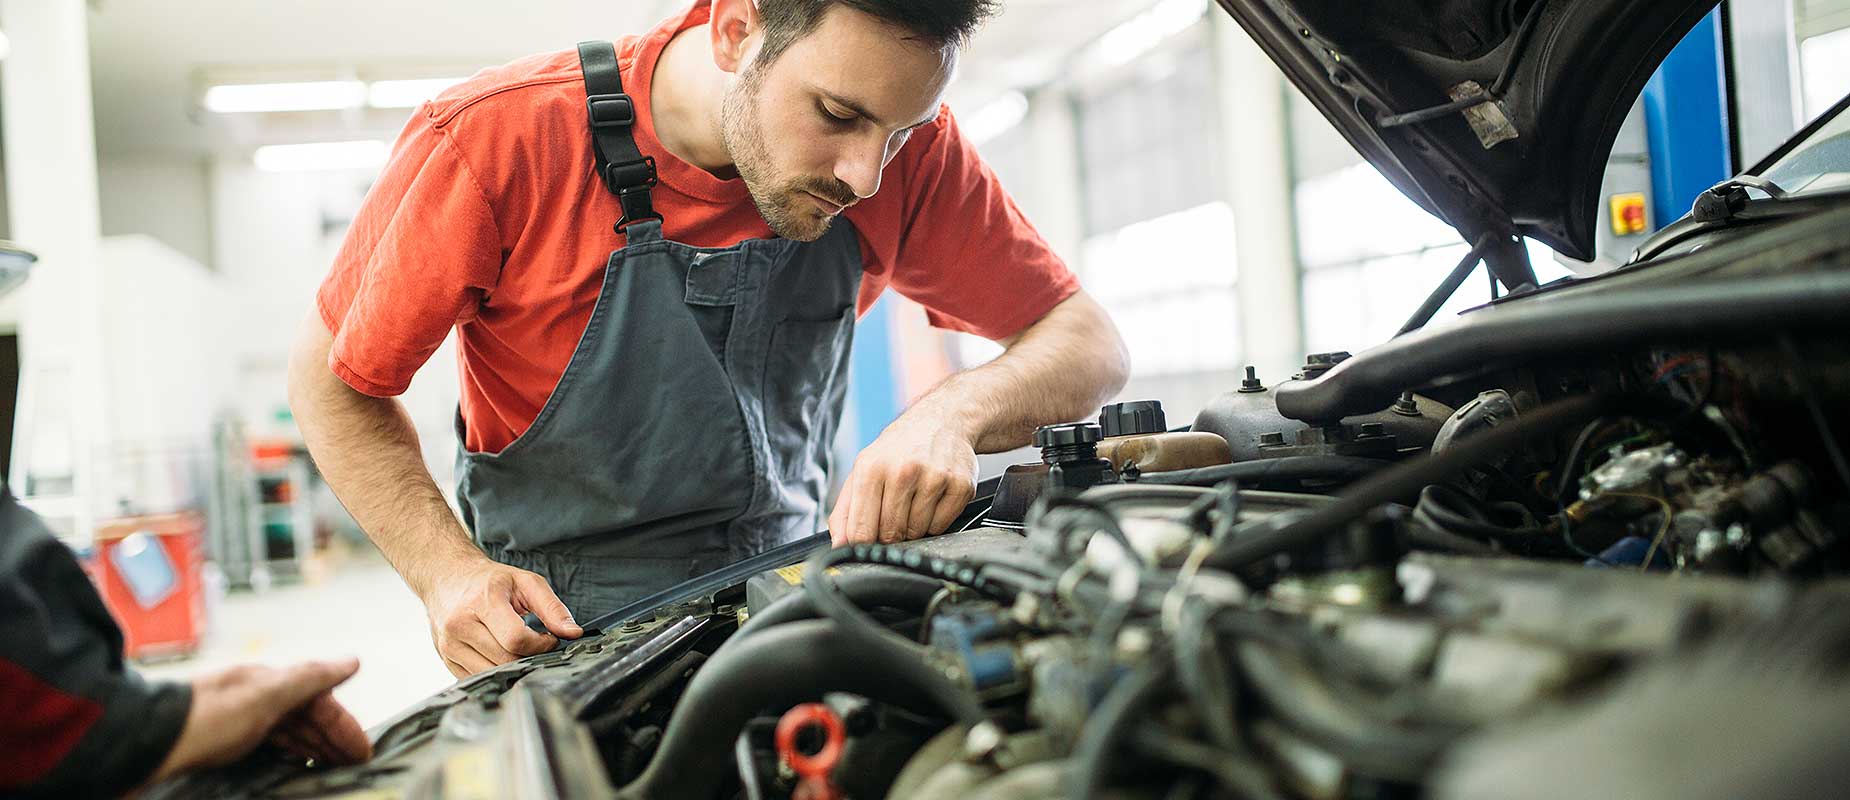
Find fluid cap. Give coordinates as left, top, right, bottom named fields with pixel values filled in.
left=1034, top=422, right=1102, bottom=450
left=1099, top=400, right=1167, bottom=437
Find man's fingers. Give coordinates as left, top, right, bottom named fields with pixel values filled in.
left=456, top=619, right=521, bottom=666
left=443, top=657, right=470, bottom=679
left=928, top=478, right=975, bottom=535
left=906, top=473, right=947, bottom=540
left=484, top=602, right=559, bottom=657
left=302, top=693, right=372, bottom=764
left=828, top=470, right=857, bottom=547
left=443, top=639, right=499, bottom=676
left=268, top=725, right=326, bottom=764
left=878, top=471, right=917, bottom=544
left=511, top=573, right=583, bottom=639
left=848, top=473, right=885, bottom=544
left=264, top=658, right=361, bottom=713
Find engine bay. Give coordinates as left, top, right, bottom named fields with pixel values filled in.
left=153, top=207, right=1850, bottom=800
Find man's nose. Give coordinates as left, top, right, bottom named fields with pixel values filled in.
left=834, top=135, right=888, bottom=200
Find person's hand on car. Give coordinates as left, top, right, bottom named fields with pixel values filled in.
left=828, top=408, right=978, bottom=546
left=146, top=658, right=372, bottom=785
left=420, top=556, right=583, bottom=677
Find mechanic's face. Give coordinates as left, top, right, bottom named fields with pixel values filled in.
left=721, top=8, right=955, bottom=241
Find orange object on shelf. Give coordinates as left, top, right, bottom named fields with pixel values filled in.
left=89, top=513, right=207, bottom=661
left=250, top=439, right=298, bottom=461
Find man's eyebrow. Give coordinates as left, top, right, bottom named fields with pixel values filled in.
left=818, top=89, right=936, bottom=131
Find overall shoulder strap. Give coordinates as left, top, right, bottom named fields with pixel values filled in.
left=576, top=41, right=661, bottom=233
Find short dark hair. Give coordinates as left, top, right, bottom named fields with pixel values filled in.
left=753, top=0, right=998, bottom=66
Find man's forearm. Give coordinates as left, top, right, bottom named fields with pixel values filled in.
left=912, top=291, right=1130, bottom=453
left=286, top=315, right=484, bottom=599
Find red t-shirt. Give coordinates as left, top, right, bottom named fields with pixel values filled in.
left=317, top=0, right=1079, bottom=453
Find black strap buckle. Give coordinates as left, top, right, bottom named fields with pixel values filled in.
left=603, top=155, right=658, bottom=192
left=586, top=93, right=636, bottom=129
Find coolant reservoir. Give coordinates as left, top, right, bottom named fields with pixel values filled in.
left=1094, top=400, right=1232, bottom=473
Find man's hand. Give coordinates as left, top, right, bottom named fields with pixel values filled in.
left=421, top=556, right=583, bottom=677
left=148, top=659, right=371, bottom=785
left=828, top=409, right=977, bottom=545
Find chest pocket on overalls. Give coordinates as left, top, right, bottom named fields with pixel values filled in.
left=765, top=306, right=855, bottom=483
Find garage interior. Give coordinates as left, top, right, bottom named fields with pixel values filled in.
left=4, top=0, right=1850, bottom=797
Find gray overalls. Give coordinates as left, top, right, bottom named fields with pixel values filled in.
left=453, top=41, right=861, bottom=618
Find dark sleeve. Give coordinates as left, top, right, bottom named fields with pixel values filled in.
left=0, top=490, right=193, bottom=799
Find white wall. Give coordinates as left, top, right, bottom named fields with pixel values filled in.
left=94, top=234, right=238, bottom=513
left=99, top=156, right=215, bottom=270
left=209, top=159, right=462, bottom=492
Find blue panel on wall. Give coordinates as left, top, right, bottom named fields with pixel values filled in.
left=1641, top=8, right=1734, bottom=229
left=846, top=294, right=902, bottom=450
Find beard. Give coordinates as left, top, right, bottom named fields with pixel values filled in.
left=719, top=65, right=858, bottom=242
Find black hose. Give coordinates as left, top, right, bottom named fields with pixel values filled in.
left=803, top=546, right=988, bottom=726
left=614, top=620, right=964, bottom=800
left=1204, top=394, right=1609, bottom=570
left=1416, top=485, right=1538, bottom=540
left=1129, top=724, right=1284, bottom=800
left=734, top=570, right=944, bottom=639
left=1234, top=642, right=1458, bottom=782
left=1068, top=656, right=1175, bottom=799
left=1138, top=456, right=1389, bottom=488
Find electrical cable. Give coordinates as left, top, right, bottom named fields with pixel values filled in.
left=1203, top=394, right=1610, bottom=570
left=1554, top=418, right=1615, bottom=563
left=1607, top=492, right=1675, bottom=571
left=1780, top=335, right=1850, bottom=494
left=1036, top=494, right=1145, bottom=567
left=1137, top=456, right=1390, bottom=488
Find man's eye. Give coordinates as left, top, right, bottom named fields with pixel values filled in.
left=820, top=104, right=855, bottom=124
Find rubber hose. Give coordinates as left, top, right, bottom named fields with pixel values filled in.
left=1138, top=456, right=1390, bottom=488
left=614, top=620, right=965, bottom=800
left=735, top=570, right=945, bottom=639
left=1205, top=394, right=1608, bottom=569
left=1234, top=641, right=1456, bottom=782
left=1068, top=657, right=1175, bottom=799
left=803, top=547, right=988, bottom=726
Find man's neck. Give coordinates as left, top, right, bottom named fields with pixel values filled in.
left=651, top=24, right=738, bottom=178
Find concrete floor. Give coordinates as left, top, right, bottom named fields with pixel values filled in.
left=137, top=545, right=457, bottom=729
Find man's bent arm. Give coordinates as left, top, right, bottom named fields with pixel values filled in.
left=286, top=313, right=485, bottom=597
left=916, top=289, right=1129, bottom=454
left=829, top=290, right=1129, bottom=544
left=286, top=313, right=581, bottom=677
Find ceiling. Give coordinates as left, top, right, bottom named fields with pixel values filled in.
left=85, top=0, right=1155, bottom=159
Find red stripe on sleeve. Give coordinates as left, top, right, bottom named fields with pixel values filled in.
left=0, top=657, right=104, bottom=788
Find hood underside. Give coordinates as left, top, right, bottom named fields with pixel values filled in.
left=1215, top=0, right=1718, bottom=263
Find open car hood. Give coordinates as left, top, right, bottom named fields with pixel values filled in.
left=1215, top=0, right=1717, bottom=265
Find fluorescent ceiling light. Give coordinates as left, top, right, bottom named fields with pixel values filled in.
left=254, top=140, right=389, bottom=172
left=367, top=77, right=468, bottom=108
left=1091, top=0, right=1208, bottom=68
left=963, top=91, right=1031, bottom=146
left=0, top=30, right=11, bottom=62
left=206, top=80, right=366, bottom=113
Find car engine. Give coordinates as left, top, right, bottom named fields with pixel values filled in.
left=155, top=208, right=1850, bottom=800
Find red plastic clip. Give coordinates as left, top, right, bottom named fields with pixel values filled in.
left=775, top=703, right=846, bottom=800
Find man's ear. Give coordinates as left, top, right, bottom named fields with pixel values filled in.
left=709, top=0, right=761, bottom=75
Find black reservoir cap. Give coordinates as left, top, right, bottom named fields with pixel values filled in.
left=1099, top=400, right=1167, bottom=438
left=1034, top=422, right=1103, bottom=449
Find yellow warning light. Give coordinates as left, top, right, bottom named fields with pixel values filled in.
left=1610, top=192, right=1648, bottom=236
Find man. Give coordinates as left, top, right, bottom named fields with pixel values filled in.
left=288, top=0, right=1129, bottom=678
left=0, top=488, right=371, bottom=797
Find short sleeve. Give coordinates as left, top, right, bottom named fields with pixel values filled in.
left=316, top=109, right=502, bottom=397
left=886, top=107, right=1080, bottom=341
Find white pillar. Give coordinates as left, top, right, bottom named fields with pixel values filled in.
left=1211, top=13, right=1303, bottom=380
left=1, top=0, right=110, bottom=541
left=1023, top=90, right=1086, bottom=268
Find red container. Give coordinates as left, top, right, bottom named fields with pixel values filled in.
left=91, top=513, right=207, bottom=661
